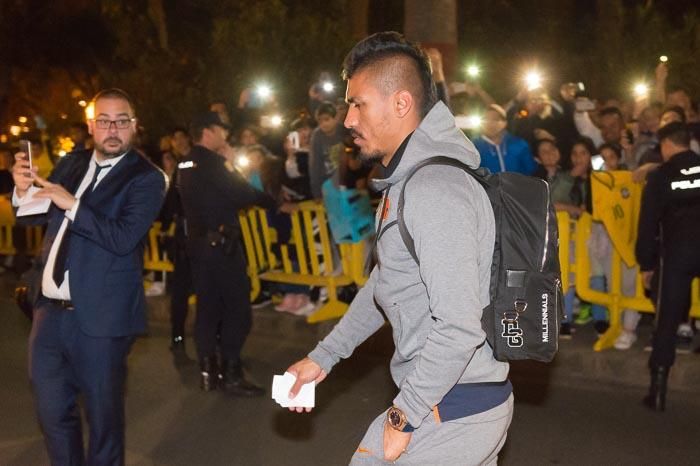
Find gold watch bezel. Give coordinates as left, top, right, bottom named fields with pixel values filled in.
left=387, top=406, right=408, bottom=431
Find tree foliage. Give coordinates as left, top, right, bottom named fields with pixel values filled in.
left=1, top=0, right=353, bottom=141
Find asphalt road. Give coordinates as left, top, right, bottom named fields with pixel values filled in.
left=1, top=291, right=700, bottom=466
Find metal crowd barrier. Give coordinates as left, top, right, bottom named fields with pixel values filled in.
left=239, top=201, right=366, bottom=323
left=572, top=212, right=700, bottom=351
left=8, top=197, right=698, bottom=341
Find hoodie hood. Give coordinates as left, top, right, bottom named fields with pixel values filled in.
left=373, top=101, right=481, bottom=191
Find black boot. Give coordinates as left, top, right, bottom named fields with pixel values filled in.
left=221, top=360, right=264, bottom=397
left=170, top=335, right=186, bottom=354
left=199, top=356, right=219, bottom=392
left=643, top=366, right=668, bottom=411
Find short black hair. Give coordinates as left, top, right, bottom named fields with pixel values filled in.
left=571, top=136, right=596, bottom=157
left=657, top=121, right=690, bottom=147
left=598, top=142, right=623, bottom=160
left=171, top=126, right=190, bottom=137
left=92, top=88, right=136, bottom=114
left=661, top=105, right=686, bottom=123
left=315, top=101, right=337, bottom=119
left=534, top=138, right=559, bottom=157
left=342, top=31, right=437, bottom=118
left=599, top=106, right=623, bottom=120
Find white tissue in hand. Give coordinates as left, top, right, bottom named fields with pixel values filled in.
left=272, top=372, right=315, bottom=408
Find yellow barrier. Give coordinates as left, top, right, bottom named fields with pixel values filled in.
left=143, top=221, right=175, bottom=273
left=573, top=212, right=700, bottom=351
left=239, top=201, right=367, bottom=323
left=556, top=211, right=571, bottom=292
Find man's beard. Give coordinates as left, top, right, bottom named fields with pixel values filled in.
left=358, top=149, right=385, bottom=163
left=96, top=137, right=131, bottom=158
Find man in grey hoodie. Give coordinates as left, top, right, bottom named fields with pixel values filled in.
left=287, top=32, right=513, bottom=465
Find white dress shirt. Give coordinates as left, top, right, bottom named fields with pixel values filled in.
left=13, top=151, right=127, bottom=300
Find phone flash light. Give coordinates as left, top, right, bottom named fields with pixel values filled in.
left=257, top=85, right=272, bottom=98
left=466, top=65, right=480, bottom=78
left=633, top=83, right=649, bottom=97
left=659, top=55, right=668, bottom=63
left=237, top=155, right=250, bottom=168
left=524, top=71, right=542, bottom=91
left=468, top=115, right=482, bottom=129
left=322, top=82, right=334, bottom=92
left=271, top=115, right=283, bottom=127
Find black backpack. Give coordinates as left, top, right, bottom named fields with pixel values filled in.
left=397, top=157, right=563, bottom=362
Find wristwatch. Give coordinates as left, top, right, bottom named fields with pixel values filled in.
left=387, top=406, right=415, bottom=433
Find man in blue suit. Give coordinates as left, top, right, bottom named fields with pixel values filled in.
left=12, top=88, right=167, bottom=465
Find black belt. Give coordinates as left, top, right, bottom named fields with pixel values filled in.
left=44, top=296, right=74, bottom=310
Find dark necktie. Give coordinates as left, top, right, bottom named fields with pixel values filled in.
left=52, top=163, right=108, bottom=286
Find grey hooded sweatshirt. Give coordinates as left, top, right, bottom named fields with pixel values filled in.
left=308, top=101, right=509, bottom=429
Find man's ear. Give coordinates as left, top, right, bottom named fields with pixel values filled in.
left=394, top=90, right=414, bottom=118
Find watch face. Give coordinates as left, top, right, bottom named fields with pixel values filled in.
left=388, top=409, right=401, bottom=427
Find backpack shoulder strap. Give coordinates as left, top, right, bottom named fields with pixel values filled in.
left=397, top=156, right=489, bottom=264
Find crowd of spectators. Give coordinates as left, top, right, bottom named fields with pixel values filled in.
left=2, top=52, right=698, bottom=349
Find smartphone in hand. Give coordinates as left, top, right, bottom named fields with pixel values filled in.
left=18, top=139, right=33, bottom=177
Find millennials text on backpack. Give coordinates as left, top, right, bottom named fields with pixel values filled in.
left=397, top=157, right=563, bottom=362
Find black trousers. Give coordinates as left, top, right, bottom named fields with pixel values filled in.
left=29, top=300, right=134, bottom=466
left=189, top=240, right=252, bottom=363
left=649, top=248, right=700, bottom=368
left=170, top=241, right=193, bottom=340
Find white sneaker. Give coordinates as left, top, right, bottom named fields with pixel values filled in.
left=614, top=331, right=637, bottom=350
left=145, top=281, right=165, bottom=297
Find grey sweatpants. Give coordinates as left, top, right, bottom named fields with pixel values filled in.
left=350, top=394, right=514, bottom=465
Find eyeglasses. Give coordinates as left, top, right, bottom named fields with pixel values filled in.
left=92, top=118, right=136, bottom=130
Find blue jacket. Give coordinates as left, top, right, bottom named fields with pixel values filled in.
left=473, top=132, right=537, bottom=175
left=20, top=149, right=167, bottom=337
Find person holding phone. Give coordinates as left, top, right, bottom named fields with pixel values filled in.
left=13, top=88, right=167, bottom=465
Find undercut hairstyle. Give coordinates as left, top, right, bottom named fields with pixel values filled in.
left=657, top=121, right=691, bottom=147
left=342, top=31, right=437, bottom=118
left=315, top=101, right=337, bottom=119
left=599, top=106, right=623, bottom=121
left=92, top=88, right=136, bottom=115
left=661, top=105, right=686, bottom=124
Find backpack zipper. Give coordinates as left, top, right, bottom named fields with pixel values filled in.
left=539, top=178, right=550, bottom=272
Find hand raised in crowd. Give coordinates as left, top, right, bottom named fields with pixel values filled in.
left=278, top=202, right=298, bottom=214
left=32, top=174, right=77, bottom=211
left=286, top=357, right=327, bottom=413
left=12, top=152, right=36, bottom=196
left=383, top=420, right=412, bottom=462
left=620, top=129, right=634, bottom=155
left=632, top=162, right=660, bottom=183
left=655, top=61, right=668, bottom=84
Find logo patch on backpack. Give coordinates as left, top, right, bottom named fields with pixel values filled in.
left=501, top=319, right=523, bottom=347
left=501, top=299, right=527, bottom=347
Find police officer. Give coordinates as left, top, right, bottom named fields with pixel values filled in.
left=178, top=112, right=276, bottom=396
left=636, top=122, right=700, bottom=411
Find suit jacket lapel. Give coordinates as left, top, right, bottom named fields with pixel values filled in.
left=84, top=150, right=139, bottom=204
